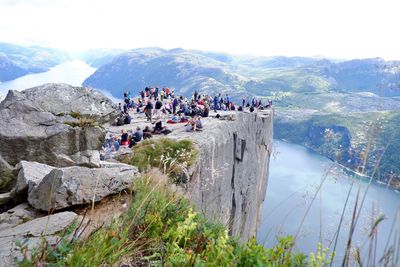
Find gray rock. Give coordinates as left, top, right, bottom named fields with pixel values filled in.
left=0, top=83, right=118, bottom=192
left=14, top=161, right=55, bottom=195
left=70, top=150, right=101, bottom=168
left=0, top=203, right=39, bottom=232
left=0, top=211, right=78, bottom=238
left=0, top=155, right=16, bottom=193
left=0, top=211, right=80, bottom=265
left=28, top=164, right=138, bottom=211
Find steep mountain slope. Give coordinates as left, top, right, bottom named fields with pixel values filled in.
left=0, top=43, right=69, bottom=81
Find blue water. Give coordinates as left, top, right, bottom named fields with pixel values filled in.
left=0, top=60, right=95, bottom=94
left=257, top=140, right=400, bottom=266
left=0, top=61, right=119, bottom=103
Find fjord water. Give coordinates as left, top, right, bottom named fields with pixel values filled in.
left=0, top=60, right=96, bottom=95
left=0, top=60, right=121, bottom=103
left=257, top=140, right=400, bottom=265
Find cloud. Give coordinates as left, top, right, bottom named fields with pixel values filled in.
left=0, top=0, right=399, bottom=59
left=0, top=0, right=63, bottom=7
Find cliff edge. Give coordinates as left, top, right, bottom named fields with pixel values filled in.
left=185, top=111, right=273, bottom=242
left=123, top=111, right=273, bottom=241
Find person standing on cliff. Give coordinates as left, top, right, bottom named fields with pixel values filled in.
left=213, top=95, right=219, bottom=112
left=172, top=97, right=178, bottom=114
left=144, top=100, right=153, bottom=122
left=225, top=94, right=230, bottom=111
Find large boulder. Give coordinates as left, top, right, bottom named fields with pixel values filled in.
left=0, top=83, right=118, bottom=192
left=0, top=211, right=81, bottom=265
left=28, top=163, right=138, bottom=211
left=12, top=161, right=56, bottom=197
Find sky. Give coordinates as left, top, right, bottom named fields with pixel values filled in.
left=0, top=0, right=399, bottom=60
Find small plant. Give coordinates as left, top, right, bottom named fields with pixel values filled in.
left=64, top=117, right=98, bottom=128
left=123, top=138, right=198, bottom=184
left=69, top=111, right=82, bottom=119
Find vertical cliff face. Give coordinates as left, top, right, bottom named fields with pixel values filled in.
left=183, top=111, right=273, bottom=242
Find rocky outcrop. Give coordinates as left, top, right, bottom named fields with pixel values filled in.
left=14, top=161, right=56, bottom=196
left=166, top=111, right=273, bottom=242
left=28, top=163, right=138, bottom=211
left=0, top=83, right=118, bottom=193
left=0, top=211, right=82, bottom=265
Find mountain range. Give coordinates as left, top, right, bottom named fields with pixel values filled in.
left=82, top=48, right=400, bottom=99
left=1, top=43, right=400, bottom=188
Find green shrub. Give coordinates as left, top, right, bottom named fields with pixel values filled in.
left=123, top=138, right=198, bottom=183
left=16, top=175, right=332, bottom=266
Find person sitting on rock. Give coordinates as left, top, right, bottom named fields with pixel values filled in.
left=167, top=113, right=179, bottom=124
left=179, top=113, right=188, bottom=123
left=202, top=103, right=209, bottom=117
left=185, top=120, right=194, bottom=132
left=143, top=126, right=152, bottom=139
left=112, top=136, right=120, bottom=151
left=129, top=135, right=137, bottom=148
left=222, top=103, right=227, bottom=111
left=133, top=127, right=143, bottom=142
left=114, top=113, right=125, bottom=126
left=194, top=116, right=203, bottom=130
left=153, top=121, right=163, bottom=134
left=124, top=113, right=132, bottom=124
left=120, top=129, right=129, bottom=146
left=185, top=116, right=200, bottom=132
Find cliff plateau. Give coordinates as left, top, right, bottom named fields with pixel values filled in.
left=0, top=84, right=273, bottom=264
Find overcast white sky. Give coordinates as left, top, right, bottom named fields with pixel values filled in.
left=0, top=0, right=399, bottom=59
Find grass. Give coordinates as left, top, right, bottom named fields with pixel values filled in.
left=120, top=138, right=198, bottom=184
left=69, top=111, right=82, bottom=119
left=63, top=117, right=98, bottom=128
left=16, top=175, right=334, bottom=266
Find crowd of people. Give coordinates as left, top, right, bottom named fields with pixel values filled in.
left=102, top=86, right=273, bottom=159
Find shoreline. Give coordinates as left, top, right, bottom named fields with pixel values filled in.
left=276, top=138, right=400, bottom=192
